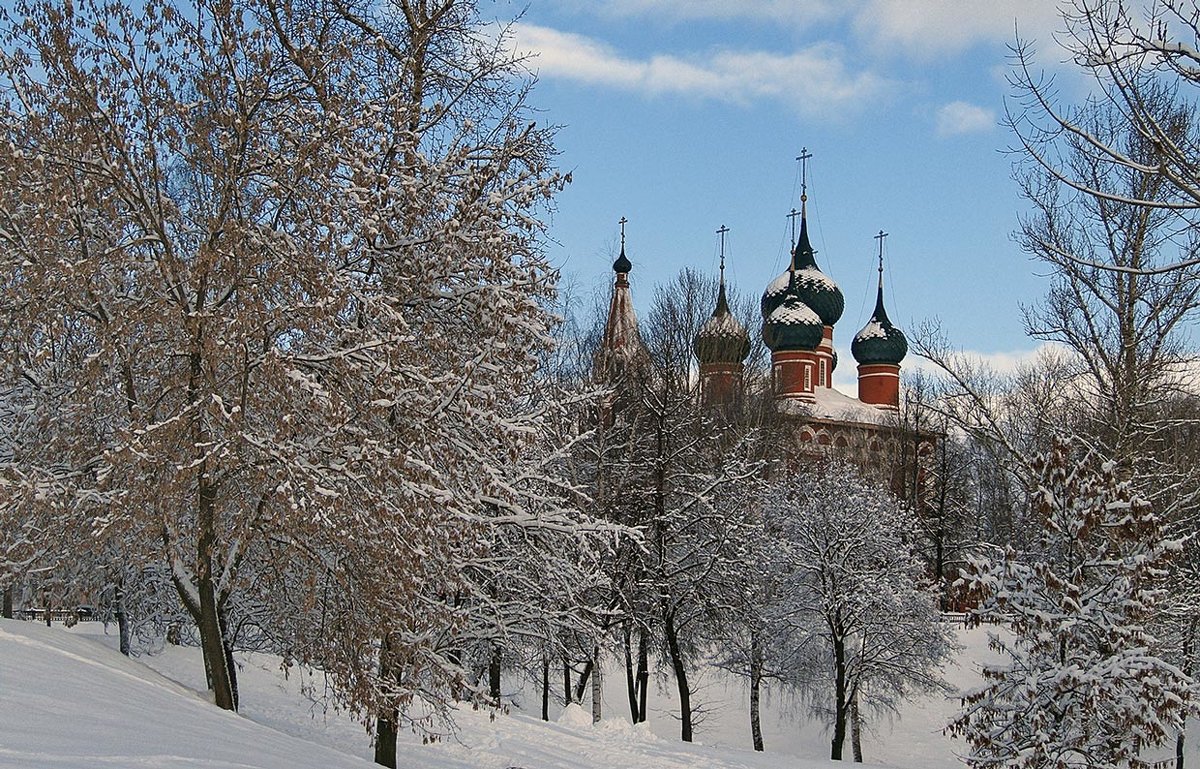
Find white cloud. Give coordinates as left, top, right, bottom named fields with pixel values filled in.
left=855, top=0, right=1061, bottom=56
left=512, top=24, right=894, bottom=120
left=831, top=343, right=1060, bottom=397
left=550, top=0, right=1060, bottom=57
left=935, top=100, right=996, bottom=136
left=554, top=0, right=840, bottom=26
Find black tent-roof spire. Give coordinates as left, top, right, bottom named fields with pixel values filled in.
left=793, top=147, right=818, bottom=271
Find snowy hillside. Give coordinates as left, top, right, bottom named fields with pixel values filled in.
left=1, top=618, right=1188, bottom=769
left=0, top=617, right=958, bottom=769
left=0, top=619, right=370, bottom=768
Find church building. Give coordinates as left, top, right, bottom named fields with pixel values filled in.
left=597, top=160, right=919, bottom=459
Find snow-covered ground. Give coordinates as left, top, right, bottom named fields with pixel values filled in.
left=0, top=618, right=1188, bottom=768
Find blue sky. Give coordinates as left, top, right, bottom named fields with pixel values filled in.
left=500, top=1, right=1076, bottom=383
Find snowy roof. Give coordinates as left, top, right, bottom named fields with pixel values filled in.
left=854, top=319, right=889, bottom=341
left=761, top=267, right=843, bottom=326
left=851, top=285, right=907, bottom=365
left=695, top=286, right=752, bottom=364
left=762, top=292, right=823, bottom=353
left=700, top=311, right=745, bottom=337
left=765, top=267, right=838, bottom=296
left=766, top=297, right=821, bottom=327
left=776, top=384, right=894, bottom=424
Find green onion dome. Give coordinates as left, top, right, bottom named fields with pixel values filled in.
left=694, top=281, right=751, bottom=365
left=613, top=245, right=632, bottom=274
left=851, top=284, right=907, bottom=365
left=762, top=272, right=824, bottom=352
left=760, top=215, right=844, bottom=326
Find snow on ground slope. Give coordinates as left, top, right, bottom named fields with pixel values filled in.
left=0, top=618, right=899, bottom=769
left=5, top=619, right=1191, bottom=769
left=0, top=619, right=372, bottom=768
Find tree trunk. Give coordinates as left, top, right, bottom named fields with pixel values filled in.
left=374, top=712, right=398, bottom=769
left=1178, top=617, right=1196, bottom=769
left=541, top=653, right=550, bottom=721
left=573, top=659, right=593, bottom=705
left=591, top=645, right=602, bottom=723
left=563, top=657, right=572, bottom=706
left=489, top=645, right=502, bottom=703
left=218, top=608, right=240, bottom=711
left=663, top=609, right=692, bottom=742
left=114, top=579, right=131, bottom=657
left=636, top=627, right=649, bottom=723
left=831, top=635, right=847, bottom=760
left=197, top=573, right=235, bottom=711
left=624, top=625, right=638, bottom=722
left=447, top=647, right=463, bottom=701
left=374, top=636, right=398, bottom=769
left=851, top=690, right=863, bottom=762
left=935, top=533, right=946, bottom=610
left=750, top=630, right=764, bottom=751
left=2, top=582, right=12, bottom=620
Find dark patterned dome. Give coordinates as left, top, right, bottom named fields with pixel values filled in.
left=760, top=214, right=844, bottom=326
left=762, top=272, right=823, bottom=352
left=694, top=282, right=751, bottom=365
left=852, top=284, right=907, bottom=365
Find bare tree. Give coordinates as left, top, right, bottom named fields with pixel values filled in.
left=1009, top=0, right=1200, bottom=273
left=759, top=459, right=954, bottom=763
left=1017, top=92, right=1200, bottom=461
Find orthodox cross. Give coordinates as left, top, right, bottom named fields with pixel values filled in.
left=619, top=216, right=628, bottom=248
left=874, top=229, right=888, bottom=282
left=787, top=207, right=801, bottom=244
left=796, top=147, right=813, bottom=202
left=716, top=224, right=730, bottom=275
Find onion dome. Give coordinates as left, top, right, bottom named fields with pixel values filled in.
left=852, top=270, right=907, bottom=366
left=760, top=211, right=844, bottom=326
left=695, top=280, right=751, bottom=365
left=613, top=246, right=632, bottom=274
left=762, top=271, right=824, bottom=352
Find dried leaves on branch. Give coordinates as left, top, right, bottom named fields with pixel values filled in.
left=0, top=0, right=599, bottom=742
